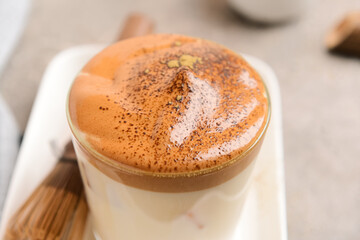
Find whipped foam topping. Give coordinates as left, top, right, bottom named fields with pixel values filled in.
left=68, top=34, right=269, bottom=173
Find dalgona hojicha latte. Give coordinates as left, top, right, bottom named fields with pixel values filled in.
left=67, top=34, right=270, bottom=240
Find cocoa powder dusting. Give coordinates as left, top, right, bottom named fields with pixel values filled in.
left=68, top=34, right=269, bottom=173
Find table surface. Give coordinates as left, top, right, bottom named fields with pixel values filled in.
left=1, top=0, right=360, bottom=239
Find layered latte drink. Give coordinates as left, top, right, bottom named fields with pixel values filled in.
left=67, top=34, right=270, bottom=240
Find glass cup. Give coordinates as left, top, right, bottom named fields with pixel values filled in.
left=67, top=101, right=270, bottom=240
left=66, top=35, right=271, bottom=240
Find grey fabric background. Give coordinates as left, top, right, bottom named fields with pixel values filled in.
left=0, top=0, right=359, bottom=239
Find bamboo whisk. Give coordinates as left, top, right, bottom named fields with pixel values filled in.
left=5, top=143, right=87, bottom=240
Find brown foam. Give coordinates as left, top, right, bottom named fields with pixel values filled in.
left=68, top=34, right=269, bottom=176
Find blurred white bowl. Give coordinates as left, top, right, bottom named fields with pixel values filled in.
left=228, top=0, right=305, bottom=23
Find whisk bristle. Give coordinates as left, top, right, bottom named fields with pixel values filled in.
left=5, top=157, right=87, bottom=240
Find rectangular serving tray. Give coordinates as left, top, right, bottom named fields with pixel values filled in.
left=0, top=45, right=287, bottom=240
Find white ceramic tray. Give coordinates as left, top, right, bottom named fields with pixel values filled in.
left=0, top=45, right=287, bottom=240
